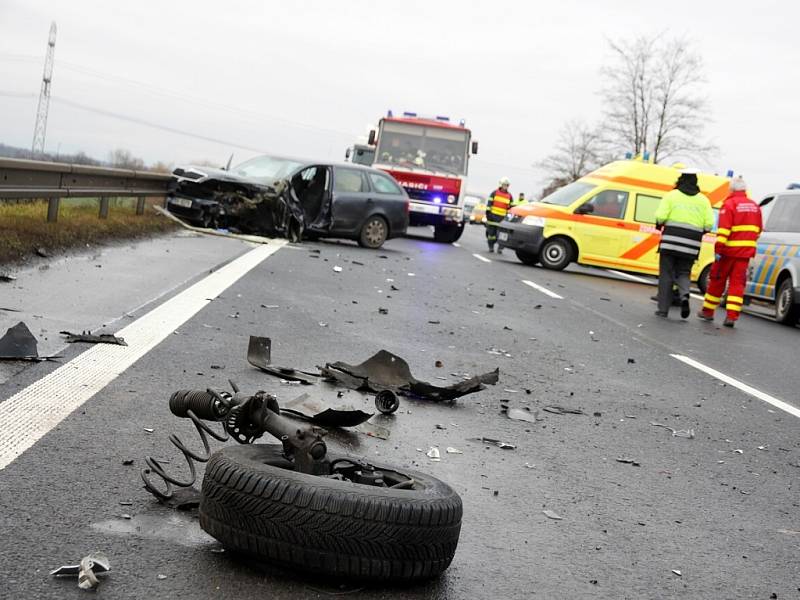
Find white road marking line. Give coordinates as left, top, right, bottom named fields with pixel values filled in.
left=0, top=241, right=285, bottom=470
left=671, top=354, right=800, bottom=419
left=605, top=269, right=654, bottom=284
left=473, top=253, right=491, bottom=263
left=522, top=279, right=564, bottom=299
left=690, top=293, right=704, bottom=301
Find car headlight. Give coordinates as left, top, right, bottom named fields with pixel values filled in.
left=522, top=215, right=545, bottom=227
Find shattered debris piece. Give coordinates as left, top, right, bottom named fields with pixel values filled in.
left=435, top=360, right=443, bottom=368
left=426, top=447, right=441, bottom=461
left=505, top=407, right=538, bottom=424
left=615, top=458, right=641, bottom=467
left=650, top=422, right=695, bottom=439
left=473, top=436, right=516, bottom=449
left=351, top=260, right=364, bottom=266
left=333, top=265, right=343, bottom=272
left=122, top=459, right=134, bottom=466
left=407, top=272, right=415, bottom=277
left=0, top=273, right=17, bottom=282
left=247, top=336, right=316, bottom=384
left=542, top=405, right=584, bottom=415
left=627, top=358, right=636, bottom=364
left=486, top=303, right=494, bottom=309
left=143, top=428, right=154, bottom=434
left=60, top=331, right=127, bottom=346
left=354, top=421, right=390, bottom=440
left=524, top=462, right=535, bottom=469
left=261, top=304, right=279, bottom=309
left=542, top=510, right=563, bottom=521
left=318, top=322, right=329, bottom=327
left=51, top=553, right=111, bottom=590
left=157, top=574, right=168, bottom=580
left=378, top=307, right=389, bottom=315
left=36, top=247, right=50, bottom=258
left=671, top=569, right=682, bottom=577
left=446, top=447, right=463, bottom=454
left=0, top=321, right=56, bottom=361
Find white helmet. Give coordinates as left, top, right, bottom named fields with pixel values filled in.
left=499, top=177, right=510, bottom=186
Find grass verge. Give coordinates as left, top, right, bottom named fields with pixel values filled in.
left=0, top=198, right=177, bottom=265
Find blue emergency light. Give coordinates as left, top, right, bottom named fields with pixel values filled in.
left=726, top=169, right=734, bottom=177
left=387, top=110, right=393, bottom=117
left=435, top=115, right=450, bottom=122
left=433, top=196, right=442, bottom=204
left=403, top=111, right=417, bottom=118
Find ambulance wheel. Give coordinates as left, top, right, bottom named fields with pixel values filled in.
left=697, top=265, right=711, bottom=295
left=775, top=277, right=799, bottom=325
left=515, top=250, right=539, bottom=266
left=539, top=237, right=573, bottom=270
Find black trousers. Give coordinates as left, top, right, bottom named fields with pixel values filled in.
left=657, top=252, right=693, bottom=313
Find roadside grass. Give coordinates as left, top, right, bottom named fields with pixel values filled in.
left=0, top=198, right=177, bottom=265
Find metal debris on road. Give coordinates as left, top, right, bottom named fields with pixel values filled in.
left=650, top=422, right=695, bottom=439
left=60, top=330, right=127, bottom=346
left=51, top=553, right=111, bottom=590
left=143, top=428, right=154, bottom=434
left=473, top=436, right=516, bottom=449
left=426, top=447, right=441, bottom=461
left=374, top=389, right=400, bottom=414
left=281, top=394, right=373, bottom=428
left=247, top=336, right=316, bottom=385
left=0, top=321, right=59, bottom=361
left=671, top=569, right=682, bottom=577
left=446, top=447, right=463, bottom=454
left=542, top=405, right=585, bottom=415
left=542, top=510, right=563, bottom=521
left=616, top=458, right=641, bottom=466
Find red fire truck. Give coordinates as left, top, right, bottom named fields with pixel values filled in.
left=366, top=111, right=478, bottom=243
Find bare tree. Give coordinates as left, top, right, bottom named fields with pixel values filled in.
left=536, top=120, right=604, bottom=197
left=600, top=35, right=715, bottom=163
left=108, top=148, right=145, bottom=169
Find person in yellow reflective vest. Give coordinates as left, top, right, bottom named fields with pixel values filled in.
left=512, top=192, right=526, bottom=207
left=485, top=177, right=513, bottom=253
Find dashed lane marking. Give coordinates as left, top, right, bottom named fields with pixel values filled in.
left=473, top=253, right=491, bottom=263
left=605, top=269, right=654, bottom=285
left=522, top=279, right=564, bottom=299
left=671, top=354, right=800, bottom=419
left=0, top=241, right=286, bottom=470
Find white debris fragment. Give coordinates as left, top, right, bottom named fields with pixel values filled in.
left=426, top=447, right=441, bottom=461
left=445, top=447, right=463, bottom=454
left=333, top=266, right=343, bottom=272
left=671, top=569, right=682, bottom=577
left=734, top=449, right=743, bottom=454
left=524, top=462, right=536, bottom=469
left=407, top=272, right=415, bottom=277
left=542, top=509, right=563, bottom=520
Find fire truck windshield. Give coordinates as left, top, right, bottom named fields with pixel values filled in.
left=376, top=121, right=469, bottom=176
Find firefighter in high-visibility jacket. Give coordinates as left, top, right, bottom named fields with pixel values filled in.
left=698, top=176, right=762, bottom=327
left=485, top=177, right=512, bottom=253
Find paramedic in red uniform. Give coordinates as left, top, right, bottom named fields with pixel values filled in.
left=698, top=176, right=762, bottom=327
left=485, top=177, right=513, bottom=253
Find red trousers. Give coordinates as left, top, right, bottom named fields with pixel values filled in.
left=701, top=257, right=749, bottom=320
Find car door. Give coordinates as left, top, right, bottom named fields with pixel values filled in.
left=367, top=171, right=408, bottom=234
left=614, top=192, right=662, bottom=273
left=573, top=189, right=630, bottom=265
left=330, top=167, right=372, bottom=234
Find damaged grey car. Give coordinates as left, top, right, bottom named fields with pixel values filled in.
left=167, top=155, right=410, bottom=248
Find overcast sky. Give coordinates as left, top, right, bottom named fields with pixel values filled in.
left=1, top=0, right=798, bottom=197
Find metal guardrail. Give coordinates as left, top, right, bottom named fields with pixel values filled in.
left=0, top=157, right=172, bottom=222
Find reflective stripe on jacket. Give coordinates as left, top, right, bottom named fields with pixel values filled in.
left=655, top=189, right=714, bottom=259
left=487, top=189, right=513, bottom=218
left=715, top=190, right=762, bottom=258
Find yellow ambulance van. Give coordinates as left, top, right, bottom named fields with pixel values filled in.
left=497, top=159, right=731, bottom=292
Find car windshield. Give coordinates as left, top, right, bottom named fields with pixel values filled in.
left=375, top=121, right=469, bottom=176
left=232, top=156, right=304, bottom=182
left=538, top=181, right=596, bottom=206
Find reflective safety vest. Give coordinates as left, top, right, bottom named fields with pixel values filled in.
left=488, top=189, right=513, bottom=219
left=654, top=189, right=714, bottom=259
left=715, top=190, right=762, bottom=258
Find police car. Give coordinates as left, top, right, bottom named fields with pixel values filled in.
left=745, top=191, right=800, bottom=325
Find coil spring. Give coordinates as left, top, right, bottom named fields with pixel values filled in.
left=141, top=388, right=233, bottom=501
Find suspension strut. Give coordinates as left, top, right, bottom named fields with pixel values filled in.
left=141, top=382, right=328, bottom=501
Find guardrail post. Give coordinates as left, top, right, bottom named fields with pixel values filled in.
left=99, top=196, right=109, bottom=219
left=136, top=197, right=146, bottom=215
left=46, top=198, right=60, bottom=223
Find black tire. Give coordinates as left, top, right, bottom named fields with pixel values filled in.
left=697, top=264, right=711, bottom=295
left=433, top=223, right=464, bottom=244
left=358, top=215, right=388, bottom=249
left=775, top=277, right=799, bottom=325
left=199, top=444, right=463, bottom=582
left=538, top=237, right=573, bottom=270
left=515, top=250, right=539, bottom=266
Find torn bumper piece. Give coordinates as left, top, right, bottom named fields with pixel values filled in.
left=321, top=349, right=499, bottom=401
left=60, top=331, right=127, bottom=346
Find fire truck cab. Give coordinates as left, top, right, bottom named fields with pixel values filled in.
left=367, top=111, right=478, bottom=243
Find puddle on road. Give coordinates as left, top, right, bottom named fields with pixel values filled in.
left=91, top=511, right=216, bottom=547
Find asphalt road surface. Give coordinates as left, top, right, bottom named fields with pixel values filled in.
left=0, top=225, right=798, bottom=599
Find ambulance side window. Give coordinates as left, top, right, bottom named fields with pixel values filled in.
left=634, top=194, right=662, bottom=224
left=581, top=190, right=628, bottom=219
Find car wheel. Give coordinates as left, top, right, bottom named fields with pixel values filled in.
left=433, top=223, right=464, bottom=244
left=199, top=444, right=462, bottom=582
left=775, top=277, right=799, bottom=325
left=358, top=215, right=388, bottom=249
left=697, top=265, right=711, bottom=295
left=515, top=250, right=539, bottom=266
left=538, top=237, right=573, bottom=270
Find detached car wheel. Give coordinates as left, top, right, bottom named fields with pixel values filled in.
left=515, top=250, right=539, bottom=266
left=199, top=444, right=462, bottom=582
left=539, top=237, right=573, bottom=270
left=775, top=278, right=799, bottom=325
left=358, top=215, right=388, bottom=249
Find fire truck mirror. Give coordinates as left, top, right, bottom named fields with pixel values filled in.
left=471, top=141, right=479, bottom=155
left=368, top=130, right=376, bottom=146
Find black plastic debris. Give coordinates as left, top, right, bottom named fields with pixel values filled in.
left=378, top=307, right=389, bottom=315
left=281, top=394, right=374, bottom=428
left=60, top=331, right=128, bottom=346
left=0, top=307, right=21, bottom=312
left=616, top=458, right=641, bottom=466
left=627, top=358, right=636, bottom=364
left=472, top=436, right=516, bottom=449
left=542, top=405, right=585, bottom=415
left=160, top=486, right=202, bottom=510
left=247, top=336, right=316, bottom=385
left=0, top=322, right=57, bottom=361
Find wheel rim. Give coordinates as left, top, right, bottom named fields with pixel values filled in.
left=543, top=243, right=565, bottom=264
left=777, top=284, right=791, bottom=317
left=364, top=218, right=386, bottom=246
